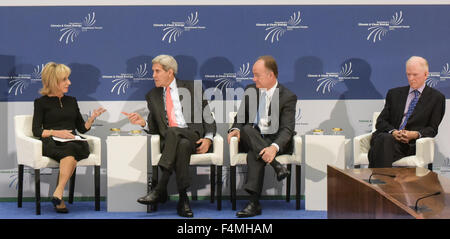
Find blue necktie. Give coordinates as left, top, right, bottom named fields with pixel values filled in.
left=254, top=91, right=267, bottom=126
left=399, top=90, right=419, bottom=130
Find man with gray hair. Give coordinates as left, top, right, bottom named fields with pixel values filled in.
left=123, top=54, right=216, bottom=217
left=368, top=56, right=445, bottom=168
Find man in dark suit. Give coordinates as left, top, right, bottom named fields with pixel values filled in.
left=368, top=56, right=445, bottom=168
left=227, top=55, right=297, bottom=217
left=123, top=55, right=216, bottom=217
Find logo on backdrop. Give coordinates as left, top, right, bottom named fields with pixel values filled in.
left=426, top=63, right=450, bottom=87
left=256, top=11, right=308, bottom=43
left=1, top=64, right=44, bottom=96
left=203, top=62, right=253, bottom=92
left=295, top=107, right=302, bottom=121
left=153, top=11, right=206, bottom=43
left=358, top=11, right=410, bottom=43
left=308, top=62, right=360, bottom=94
left=50, top=12, right=103, bottom=44
left=102, top=63, right=153, bottom=95
left=294, top=104, right=308, bottom=126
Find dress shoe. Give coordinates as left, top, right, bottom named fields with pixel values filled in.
left=51, top=197, right=69, bottom=214
left=236, top=201, right=262, bottom=218
left=137, top=189, right=168, bottom=205
left=177, top=199, right=194, bottom=218
left=271, top=160, right=290, bottom=181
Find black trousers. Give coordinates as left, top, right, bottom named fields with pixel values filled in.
left=158, top=127, right=200, bottom=190
left=368, top=132, right=415, bottom=168
left=239, top=124, right=292, bottom=195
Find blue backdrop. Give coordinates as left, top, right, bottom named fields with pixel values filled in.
left=1, top=5, right=449, bottom=101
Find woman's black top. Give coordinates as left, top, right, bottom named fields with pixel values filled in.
left=32, top=95, right=90, bottom=161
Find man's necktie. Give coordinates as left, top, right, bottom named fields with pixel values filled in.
left=165, top=86, right=178, bottom=127
left=254, top=91, right=267, bottom=126
left=399, top=90, right=419, bottom=130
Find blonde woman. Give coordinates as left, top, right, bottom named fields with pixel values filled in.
left=32, top=62, right=106, bottom=213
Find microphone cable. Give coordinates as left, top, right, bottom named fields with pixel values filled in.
left=415, top=191, right=441, bottom=211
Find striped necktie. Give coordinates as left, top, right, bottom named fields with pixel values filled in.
left=399, top=90, right=419, bottom=130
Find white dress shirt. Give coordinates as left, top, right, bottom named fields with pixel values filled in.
left=258, top=81, right=278, bottom=134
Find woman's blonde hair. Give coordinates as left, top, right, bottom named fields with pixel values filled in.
left=39, top=62, right=71, bottom=95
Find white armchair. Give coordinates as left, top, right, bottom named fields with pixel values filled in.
left=14, top=115, right=101, bottom=215
left=353, top=112, right=435, bottom=169
left=150, top=133, right=224, bottom=210
left=228, top=112, right=302, bottom=210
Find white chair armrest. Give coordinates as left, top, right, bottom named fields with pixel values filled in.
left=151, top=134, right=161, bottom=166
left=212, top=134, right=224, bottom=166
left=292, top=135, right=302, bottom=165
left=393, top=137, right=434, bottom=167
left=15, top=133, right=43, bottom=168
left=79, top=134, right=102, bottom=165
left=229, top=136, right=239, bottom=166
left=353, top=132, right=372, bottom=165
left=415, top=137, right=434, bottom=166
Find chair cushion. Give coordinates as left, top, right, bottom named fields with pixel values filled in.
left=77, top=154, right=100, bottom=166
left=34, top=154, right=98, bottom=169
left=231, top=153, right=248, bottom=166
left=190, top=153, right=219, bottom=165
left=392, top=155, right=426, bottom=167
left=152, top=153, right=220, bottom=166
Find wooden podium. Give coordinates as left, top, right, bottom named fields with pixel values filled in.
left=327, top=165, right=450, bottom=219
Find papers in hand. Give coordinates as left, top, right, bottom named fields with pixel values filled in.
left=52, top=135, right=88, bottom=142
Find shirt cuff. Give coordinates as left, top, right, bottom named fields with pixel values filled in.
left=204, top=132, right=214, bottom=141
left=229, top=128, right=240, bottom=133
left=141, top=121, right=148, bottom=131
left=271, top=143, right=280, bottom=152
left=388, top=129, right=396, bottom=134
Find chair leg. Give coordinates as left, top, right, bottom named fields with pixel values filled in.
left=231, top=165, right=236, bottom=210
left=286, top=164, right=292, bottom=202
left=229, top=167, right=233, bottom=203
left=217, top=165, right=222, bottom=211
left=150, top=166, right=158, bottom=212
left=18, top=165, right=24, bottom=208
left=69, top=168, right=76, bottom=204
left=94, top=166, right=100, bottom=211
left=210, top=165, right=216, bottom=203
left=296, top=165, right=301, bottom=210
left=35, top=169, right=41, bottom=215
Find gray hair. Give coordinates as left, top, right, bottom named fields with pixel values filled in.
left=406, top=56, right=429, bottom=72
left=152, top=54, right=178, bottom=75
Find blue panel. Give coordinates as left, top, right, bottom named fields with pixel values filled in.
left=1, top=5, right=449, bottom=101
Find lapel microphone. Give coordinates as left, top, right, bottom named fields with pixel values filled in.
left=414, top=191, right=441, bottom=211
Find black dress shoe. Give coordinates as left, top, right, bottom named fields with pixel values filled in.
left=51, top=197, right=69, bottom=214
left=177, top=199, right=194, bottom=218
left=271, top=160, right=290, bottom=181
left=137, top=190, right=168, bottom=205
left=236, top=201, right=262, bottom=218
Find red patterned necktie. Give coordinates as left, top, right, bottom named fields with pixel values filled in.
left=165, top=86, right=178, bottom=127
